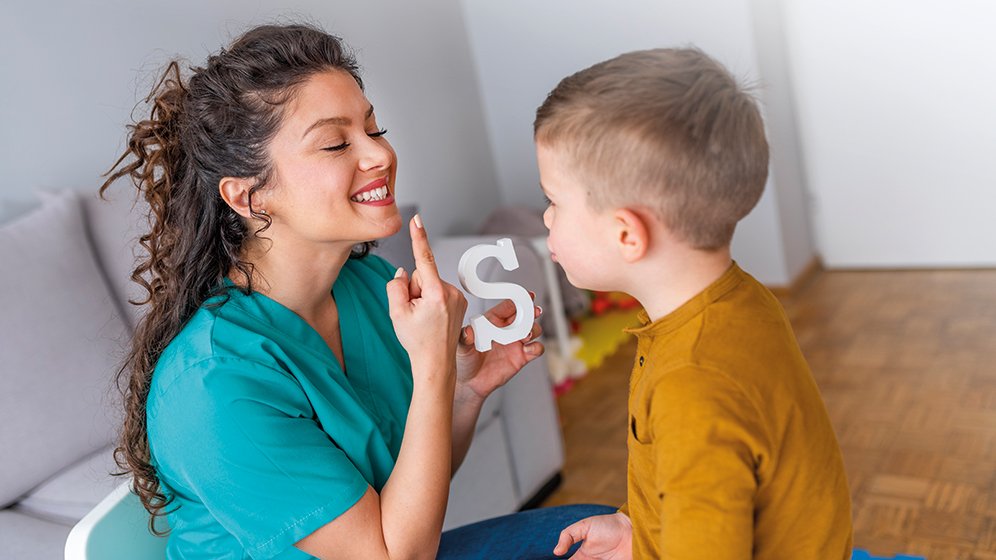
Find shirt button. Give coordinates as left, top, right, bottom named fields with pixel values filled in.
left=639, top=356, right=645, bottom=366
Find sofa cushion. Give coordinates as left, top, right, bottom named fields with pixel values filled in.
left=81, top=189, right=150, bottom=329
left=13, top=445, right=120, bottom=525
left=0, top=510, right=73, bottom=560
left=0, top=190, right=129, bottom=507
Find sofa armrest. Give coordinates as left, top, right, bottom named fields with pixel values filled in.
left=498, top=350, right=564, bottom=503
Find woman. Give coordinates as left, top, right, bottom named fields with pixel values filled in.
left=103, top=23, right=612, bottom=560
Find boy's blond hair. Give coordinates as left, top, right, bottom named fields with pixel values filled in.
left=534, top=47, right=769, bottom=250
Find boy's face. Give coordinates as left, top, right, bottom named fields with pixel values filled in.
left=537, top=142, right=621, bottom=291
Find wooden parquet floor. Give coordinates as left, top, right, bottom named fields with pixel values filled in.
left=540, top=268, right=996, bottom=559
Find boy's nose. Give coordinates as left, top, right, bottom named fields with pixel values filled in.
left=542, top=207, right=553, bottom=229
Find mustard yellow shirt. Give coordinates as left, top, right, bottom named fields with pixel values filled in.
left=620, top=263, right=852, bottom=559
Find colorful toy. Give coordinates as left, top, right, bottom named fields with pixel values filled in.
left=589, top=291, right=640, bottom=316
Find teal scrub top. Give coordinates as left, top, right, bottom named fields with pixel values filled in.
left=147, top=255, right=413, bottom=560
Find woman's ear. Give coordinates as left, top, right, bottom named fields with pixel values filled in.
left=218, top=177, right=260, bottom=219
left=613, top=208, right=650, bottom=263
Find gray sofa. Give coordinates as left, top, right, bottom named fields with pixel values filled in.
left=0, top=189, right=564, bottom=559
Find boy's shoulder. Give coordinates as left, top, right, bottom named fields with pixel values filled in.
left=638, top=263, right=792, bottom=353
left=635, top=264, right=811, bottom=408
left=694, top=266, right=798, bottom=351
left=710, top=265, right=787, bottom=321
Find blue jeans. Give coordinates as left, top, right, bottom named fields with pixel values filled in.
left=437, top=504, right=618, bottom=560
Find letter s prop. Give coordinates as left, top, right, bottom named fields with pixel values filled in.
left=457, top=238, right=534, bottom=352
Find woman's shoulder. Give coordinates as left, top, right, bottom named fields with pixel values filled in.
left=148, top=298, right=294, bottom=402
left=148, top=348, right=298, bottom=424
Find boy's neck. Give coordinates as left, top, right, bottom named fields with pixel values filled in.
left=627, top=245, right=733, bottom=323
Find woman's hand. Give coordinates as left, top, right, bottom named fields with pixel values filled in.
left=553, top=513, right=633, bottom=560
left=454, top=294, right=545, bottom=402
left=386, top=215, right=468, bottom=379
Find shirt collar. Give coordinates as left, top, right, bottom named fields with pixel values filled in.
left=625, top=261, right=745, bottom=338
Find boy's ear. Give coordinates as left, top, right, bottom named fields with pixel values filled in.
left=219, top=177, right=261, bottom=219
left=613, top=208, right=650, bottom=263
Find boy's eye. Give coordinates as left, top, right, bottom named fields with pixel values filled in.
left=543, top=195, right=553, bottom=206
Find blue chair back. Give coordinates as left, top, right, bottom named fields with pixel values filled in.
left=65, top=482, right=168, bottom=560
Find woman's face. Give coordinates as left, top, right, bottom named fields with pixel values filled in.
left=259, top=70, right=401, bottom=250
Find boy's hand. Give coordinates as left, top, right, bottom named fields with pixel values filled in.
left=553, top=513, right=633, bottom=560
left=454, top=293, right=544, bottom=400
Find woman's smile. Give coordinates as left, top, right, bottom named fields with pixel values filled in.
left=350, top=176, right=395, bottom=206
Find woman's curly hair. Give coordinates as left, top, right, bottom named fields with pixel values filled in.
left=100, top=23, right=372, bottom=533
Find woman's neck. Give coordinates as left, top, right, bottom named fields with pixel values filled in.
left=233, top=239, right=354, bottom=324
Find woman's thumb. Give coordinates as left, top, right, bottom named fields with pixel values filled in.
left=386, top=267, right=410, bottom=318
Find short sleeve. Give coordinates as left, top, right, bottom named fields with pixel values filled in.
left=149, top=357, right=369, bottom=559
left=649, top=365, right=769, bottom=560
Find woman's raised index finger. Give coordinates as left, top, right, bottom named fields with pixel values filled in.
left=409, top=214, right=442, bottom=285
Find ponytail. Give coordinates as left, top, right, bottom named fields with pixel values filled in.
left=101, top=61, right=193, bottom=531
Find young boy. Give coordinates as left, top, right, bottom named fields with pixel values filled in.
left=539, top=48, right=853, bottom=559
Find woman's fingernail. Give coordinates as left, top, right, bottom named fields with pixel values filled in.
left=395, top=267, right=404, bottom=278
left=413, top=214, right=423, bottom=229
left=536, top=305, right=543, bottom=315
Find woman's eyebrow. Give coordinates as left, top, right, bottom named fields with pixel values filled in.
left=301, top=105, right=375, bottom=139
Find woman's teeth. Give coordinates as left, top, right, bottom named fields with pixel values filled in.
left=351, top=186, right=389, bottom=203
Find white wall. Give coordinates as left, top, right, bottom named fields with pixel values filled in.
left=782, top=0, right=996, bottom=268
left=0, top=0, right=501, bottom=235
left=9, top=1, right=990, bottom=276
left=459, top=0, right=813, bottom=285
left=750, top=0, right=817, bottom=280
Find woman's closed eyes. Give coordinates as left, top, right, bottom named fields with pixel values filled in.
left=322, top=129, right=389, bottom=152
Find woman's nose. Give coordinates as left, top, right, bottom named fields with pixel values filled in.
left=358, top=136, right=394, bottom=171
